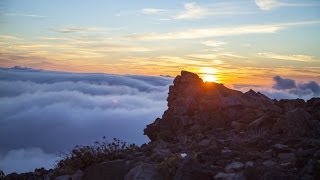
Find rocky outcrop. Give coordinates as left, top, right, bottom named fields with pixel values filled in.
left=3, top=71, right=320, bottom=180
left=144, top=71, right=319, bottom=143
left=142, top=71, right=320, bottom=179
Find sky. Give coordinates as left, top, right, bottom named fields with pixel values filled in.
left=0, top=0, right=320, bottom=173
left=0, top=0, right=320, bottom=86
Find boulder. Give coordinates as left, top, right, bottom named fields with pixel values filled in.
left=225, top=162, right=244, bottom=173
left=231, top=121, right=246, bottom=131
left=198, top=139, right=211, bottom=147
left=174, top=155, right=213, bottom=180
left=286, top=108, right=312, bottom=137
left=214, top=172, right=245, bottom=180
left=278, top=153, right=296, bottom=164
left=84, top=160, right=131, bottom=180
left=124, top=163, right=162, bottom=180
left=262, top=160, right=276, bottom=167
left=55, top=175, right=70, bottom=180
left=71, top=170, right=84, bottom=180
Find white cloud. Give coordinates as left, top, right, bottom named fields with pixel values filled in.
left=141, top=8, right=167, bottom=15
left=172, top=2, right=250, bottom=20
left=174, top=2, right=208, bottom=20
left=255, top=0, right=320, bottom=10
left=0, top=35, right=21, bottom=40
left=4, top=13, right=46, bottom=18
left=202, top=40, right=226, bottom=47
left=257, top=52, right=316, bottom=62
left=128, top=24, right=282, bottom=40
left=53, top=26, right=121, bottom=33
left=0, top=67, right=172, bottom=174
left=127, top=21, right=320, bottom=40
left=255, top=0, right=281, bottom=10
left=188, top=53, right=218, bottom=59
left=188, top=52, right=244, bottom=60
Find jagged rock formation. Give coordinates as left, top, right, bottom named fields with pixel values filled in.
left=3, top=71, right=320, bottom=180
left=142, top=71, right=320, bottom=179
left=145, top=71, right=320, bottom=142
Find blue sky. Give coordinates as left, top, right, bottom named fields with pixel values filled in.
left=0, top=0, right=320, bottom=85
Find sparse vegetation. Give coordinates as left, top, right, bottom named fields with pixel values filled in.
left=56, top=137, right=138, bottom=171
left=158, top=154, right=180, bottom=179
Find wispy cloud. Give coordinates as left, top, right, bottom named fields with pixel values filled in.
left=141, top=8, right=167, bottom=15
left=174, top=2, right=208, bottom=20
left=0, top=35, right=21, bottom=40
left=54, top=26, right=106, bottom=33
left=255, top=0, right=281, bottom=10
left=202, top=40, right=226, bottom=47
left=4, top=13, right=46, bottom=18
left=53, top=26, right=122, bottom=33
left=255, top=0, right=320, bottom=10
left=187, top=52, right=244, bottom=60
left=0, top=33, right=153, bottom=64
left=257, top=52, right=316, bottom=62
left=143, top=2, right=255, bottom=21
left=128, top=24, right=282, bottom=40
left=128, top=21, right=320, bottom=40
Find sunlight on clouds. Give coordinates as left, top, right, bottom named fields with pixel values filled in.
left=202, top=40, right=226, bottom=47
left=257, top=52, right=316, bottom=62
left=128, top=21, right=320, bottom=40
left=128, top=24, right=284, bottom=40
left=54, top=26, right=116, bottom=33
left=187, top=53, right=244, bottom=60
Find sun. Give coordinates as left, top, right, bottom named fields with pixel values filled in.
left=202, top=74, right=218, bottom=82
left=200, top=67, right=218, bottom=82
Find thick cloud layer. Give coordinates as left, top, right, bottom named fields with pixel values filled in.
left=233, top=76, right=320, bottom=100
left=0, top=67, right=172, bottom=174
left=272, top=76, right=320, bottom=97
left=272, top=76, right=296, bottom=90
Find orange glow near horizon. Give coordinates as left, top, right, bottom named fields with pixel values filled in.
left=200, top=67, right=219, bottom=82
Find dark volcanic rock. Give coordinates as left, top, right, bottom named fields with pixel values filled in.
left=143, top=71, right=320, bottom=179
left=144, top=71, right=282, bottom=142
left=84, top=160, right=132, bottom=180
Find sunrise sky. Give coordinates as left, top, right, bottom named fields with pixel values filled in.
left=1, top=0, right=320, bottom=85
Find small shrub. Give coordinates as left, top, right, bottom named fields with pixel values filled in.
left=158, top=154, right=180, bottom=179
left=56, top=137, right=138, bottom=171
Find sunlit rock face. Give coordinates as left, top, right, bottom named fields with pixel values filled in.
left=144, top=70, right=320, bottom=142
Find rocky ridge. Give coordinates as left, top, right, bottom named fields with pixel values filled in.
left=2, top=71, right=320, bottom=180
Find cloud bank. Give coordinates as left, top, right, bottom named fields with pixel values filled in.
left=272, top=76, right=296, bottom=90
left=234, top=76, right=320, bottom=100
left=0, top=67, right=172, bottom=174
left=273, top=75, right=320, bottom=97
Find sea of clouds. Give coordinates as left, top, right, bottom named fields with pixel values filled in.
left=0, top=67, right=172, bottom=174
